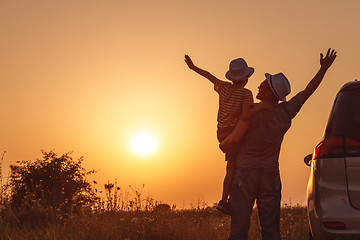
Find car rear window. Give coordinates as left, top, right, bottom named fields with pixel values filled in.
left=325, top=89, right=360, bottom=142
left=352, top=93, right=360, bottom=125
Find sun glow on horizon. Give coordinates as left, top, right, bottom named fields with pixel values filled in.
left=130, top=131, right=159, bottom=157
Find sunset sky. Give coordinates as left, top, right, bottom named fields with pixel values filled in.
left=1, top=0, right=360, bottom=207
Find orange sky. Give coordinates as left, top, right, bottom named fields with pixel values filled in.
left=1, top=0, right=360, bottom=207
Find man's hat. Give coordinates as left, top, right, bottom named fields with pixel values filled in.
left=225, top=58, right=254, bottom=82
left=265, top=72, right=291, bottom=101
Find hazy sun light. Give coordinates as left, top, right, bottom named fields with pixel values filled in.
left=130, top=131, right=159, bottom=156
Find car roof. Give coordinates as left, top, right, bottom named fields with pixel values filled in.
left=339, top=80, right=360, bottom=93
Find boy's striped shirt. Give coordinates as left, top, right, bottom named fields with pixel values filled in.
left=215, top=81, right=254, bottom=128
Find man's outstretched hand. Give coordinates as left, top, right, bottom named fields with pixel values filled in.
left=320, top=48, right=337, bottom=69
left=295, top=47, right=337, bottom=104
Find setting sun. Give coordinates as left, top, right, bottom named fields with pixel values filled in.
left=130, top=131, right=159, bottom=156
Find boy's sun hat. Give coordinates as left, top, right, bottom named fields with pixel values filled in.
left=225, top=58, right=254, bottom=82
left=265, top=72, right=291, bottom=101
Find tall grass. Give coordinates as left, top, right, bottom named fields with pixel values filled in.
left=0, top=204, right=308, bottom=240
left=0, top=182, right=308, bottom=240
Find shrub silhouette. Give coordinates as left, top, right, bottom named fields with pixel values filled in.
left=6, top=150, right=98, bottom=213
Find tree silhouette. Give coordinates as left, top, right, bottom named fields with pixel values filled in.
left=6, top=150, right=98, bottom=213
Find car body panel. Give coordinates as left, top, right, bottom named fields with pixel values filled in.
left=346, top=157, right=360, bottom=209
left=306, top=81, right=360, bottom=240
left=308, top=158, right=360, bottom=240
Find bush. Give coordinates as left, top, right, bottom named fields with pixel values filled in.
left=5, top=150, right=99, bottom=217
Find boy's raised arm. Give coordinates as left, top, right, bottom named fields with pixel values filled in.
left=185, top=55, right=222, bottom=86
left=295, top=48, right=337, bottom=105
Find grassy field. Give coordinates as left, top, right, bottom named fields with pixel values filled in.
left=0, top=206, right=309, bottom=240
left=0, top=152, right=309, bottom=239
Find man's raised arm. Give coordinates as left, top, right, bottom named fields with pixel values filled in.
left=295, top=48, right=337, bottom=104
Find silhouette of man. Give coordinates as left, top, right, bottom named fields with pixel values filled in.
left=220, top=48, right=337, bottom=240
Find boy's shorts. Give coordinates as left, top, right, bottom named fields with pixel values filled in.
left=217, top=126, right=240, bottom=162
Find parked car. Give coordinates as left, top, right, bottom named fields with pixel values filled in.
left=304, top=80, right=360, bottom=240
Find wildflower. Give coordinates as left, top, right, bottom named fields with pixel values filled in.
left=105, top=183, right=114, bottom=189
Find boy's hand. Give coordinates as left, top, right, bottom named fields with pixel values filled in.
left=320, top=48, right=337, bottom=70
left=184, top=55, right=222, bottom=85
left=185, top=55, right=195, bottom=70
